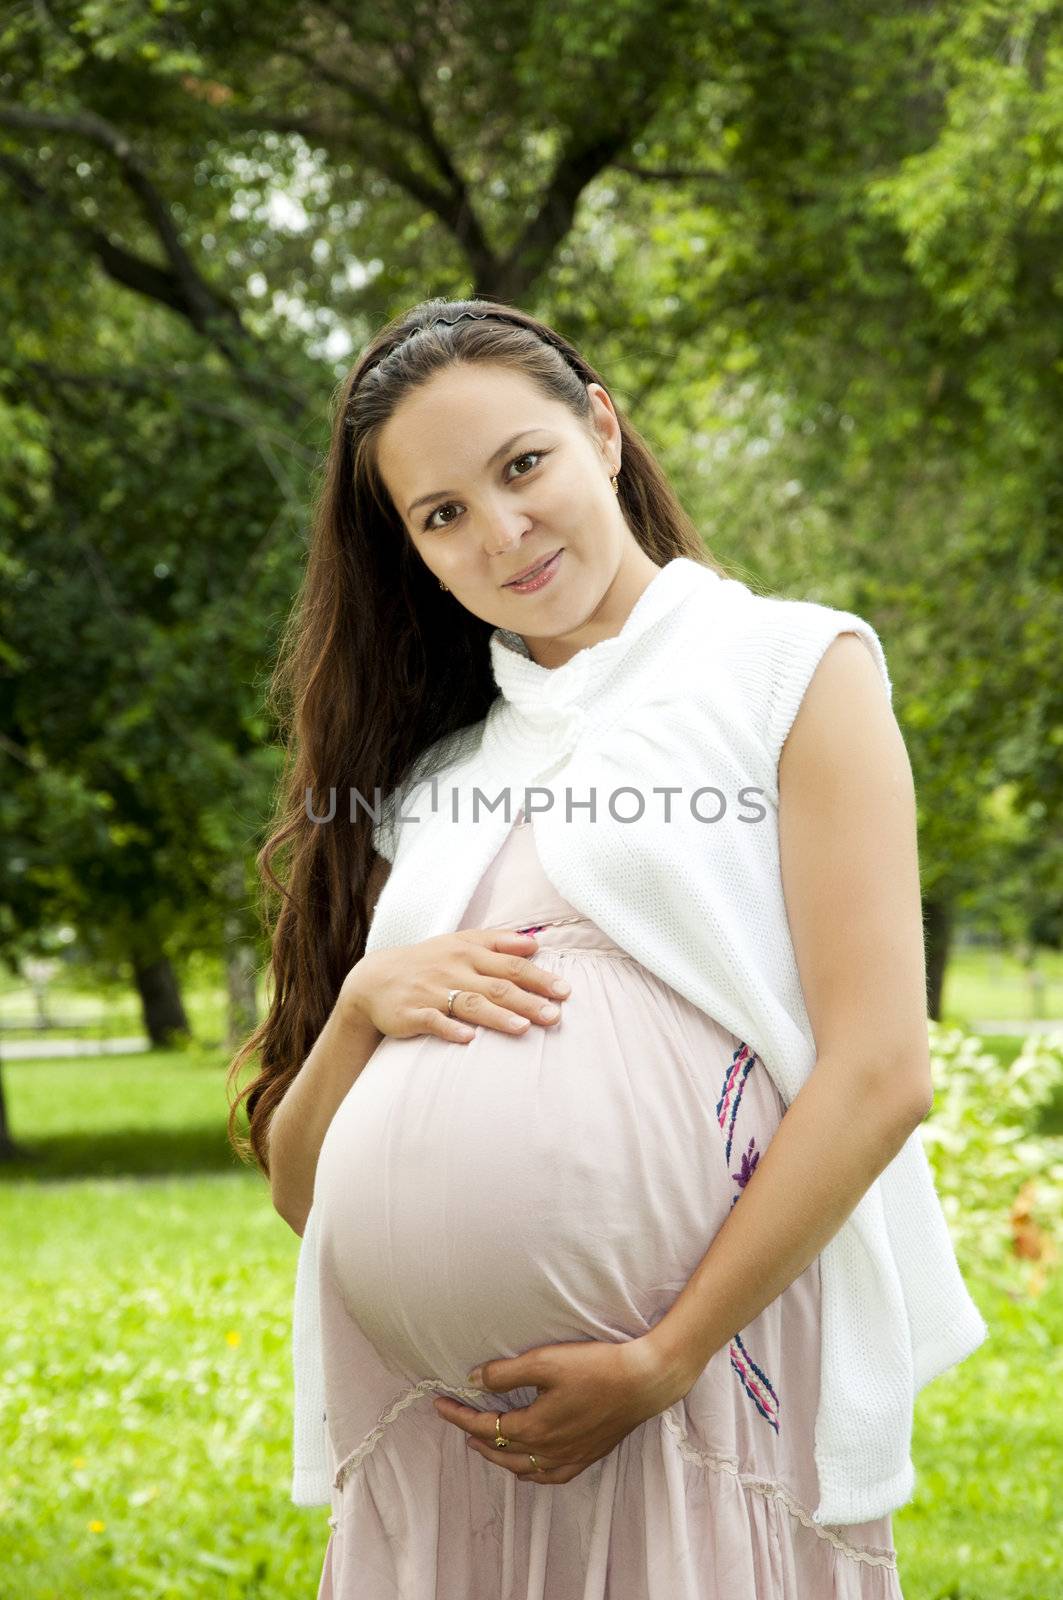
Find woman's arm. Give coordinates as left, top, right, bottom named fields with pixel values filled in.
left=645, top=631, right=935, bottom=1394
left=268, top=852, right=391, bottom=1237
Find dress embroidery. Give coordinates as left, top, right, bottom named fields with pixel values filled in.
left=718, top=1043, right=780, bottom=1435
left=730, top=1331, right=780, bottom=1433
left=731, top=1135, right=761, bottom=1206
left=716, top=1041, right=757, bottom=1163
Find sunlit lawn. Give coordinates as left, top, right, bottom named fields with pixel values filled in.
left=940, top=944, right=1063, bottom=1026
left=1, top=1047, right=1060, bottom=1599
left=0, top=1053, right=324, bottom=1600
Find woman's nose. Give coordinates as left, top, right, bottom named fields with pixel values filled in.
left=484, top=512, right=532, bottom=559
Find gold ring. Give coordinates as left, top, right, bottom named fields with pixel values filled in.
left=494, top=1413, right=509, bottom=1449
left=528, top=1454, right=546, bottom=1472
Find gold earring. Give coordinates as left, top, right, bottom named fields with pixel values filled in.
left=439, top=577, right=448, bottom=590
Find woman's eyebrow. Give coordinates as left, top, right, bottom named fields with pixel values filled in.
left=406, top=429, right=549, bottom=518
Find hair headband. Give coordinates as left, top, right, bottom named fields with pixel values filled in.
left=359, top=309, right=582, bottom=385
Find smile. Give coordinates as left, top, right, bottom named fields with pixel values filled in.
left=503, top=550, right=563, bottom=593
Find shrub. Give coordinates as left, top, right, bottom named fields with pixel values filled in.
left=921, top=1022, right=1063, bottom=1296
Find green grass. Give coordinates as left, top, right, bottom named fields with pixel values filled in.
left=1, top=1045, right=1060, bottom=1598
left=899, top=1276, right=1062, bottom=1598
left=940, top=944, right=1063, bottom=1026
left=0, top=1054, right=324, bottom=1599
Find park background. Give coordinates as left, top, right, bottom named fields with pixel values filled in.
left=1, top=1, right=1062, bottom=1596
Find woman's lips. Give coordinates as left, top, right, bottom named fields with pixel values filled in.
left=503, top=549, right=563, bottom=592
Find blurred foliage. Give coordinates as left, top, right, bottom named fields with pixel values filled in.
left=923, top=1020, right=1063, bottom=1290
left=0, top=0, right=1060, bottom=1011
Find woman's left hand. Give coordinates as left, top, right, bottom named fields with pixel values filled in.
left=431, top=1334, right=686, bottom=1484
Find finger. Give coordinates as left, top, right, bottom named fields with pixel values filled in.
left=472, top=949, right=572, bottom=1004
left=434, top=1394, right=545, bottom=1459
left=468, top=1438, right=559, bottom=1477
left=454, top=930, right=567, bottom=1023
left=414, top=1006, right=477, bottom=1044
left=432, top=1395, right=515, bottom=1444
left=448, top=985, right=560, bottom=1036
left=516, top=1462, right=580, bottom=1483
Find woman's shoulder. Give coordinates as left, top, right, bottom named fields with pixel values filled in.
left=709, top=580, right=894, bottom=780
left=728, top=582, right=892, bottom=702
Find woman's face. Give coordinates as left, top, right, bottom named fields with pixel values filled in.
left=374, top=362, right=661, bottom=668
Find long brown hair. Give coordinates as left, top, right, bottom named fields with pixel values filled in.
left=226, top=295, right=728, bottom=1176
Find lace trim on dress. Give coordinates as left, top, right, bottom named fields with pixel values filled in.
left=333, top=1379, right=473, bottom=1490
left=659, top=1411, right=898, bottom=1569
left=331, top=1382, right=898, bottom=1571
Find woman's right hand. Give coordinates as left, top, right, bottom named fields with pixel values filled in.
left=340, top=928, right=571, bottom=1043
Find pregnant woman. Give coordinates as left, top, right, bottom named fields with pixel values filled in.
left=227, top=297, right=986, bottom=1598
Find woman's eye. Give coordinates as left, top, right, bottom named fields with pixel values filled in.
left=422, top=450, right=547, bottom=531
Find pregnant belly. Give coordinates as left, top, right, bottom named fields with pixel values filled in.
left=314, top=957, right=735, bottom=1389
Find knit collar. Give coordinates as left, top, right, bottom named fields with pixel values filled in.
left=482, top=556, right=717, bottom=773
left=489, top=556, right=709, bottom=712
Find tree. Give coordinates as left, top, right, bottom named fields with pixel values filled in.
left=1, top=0, right=1059, bottom=1054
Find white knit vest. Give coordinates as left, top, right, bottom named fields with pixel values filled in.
left=290, top=556, right=987, bottom=1526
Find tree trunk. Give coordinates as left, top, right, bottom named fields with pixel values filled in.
left=220, top=859, right=259, bottom=1049
left=0, top=1064, right=28, bottom=1162
left=226, top=943, right=258, bottom=1049
left=132, top=953, right=190, bottom=1047
left=1015, top=939, right=1046, bottom=1022
left=923, top=894, right=953, bottom=1021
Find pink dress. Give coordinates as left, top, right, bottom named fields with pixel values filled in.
left=311, top=813, right=905, bottom=1598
